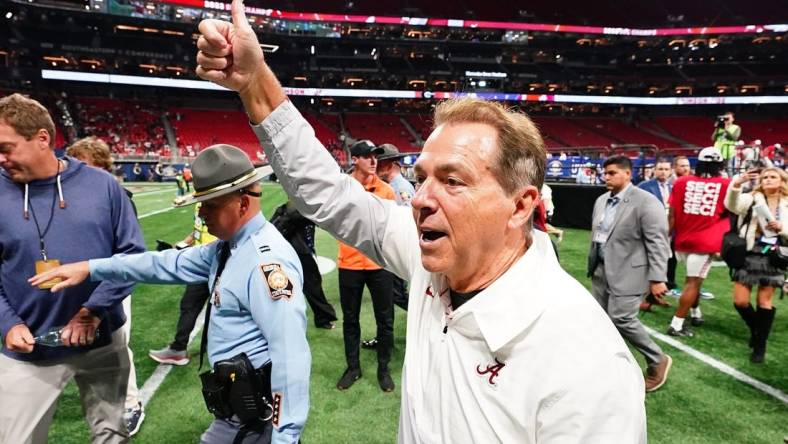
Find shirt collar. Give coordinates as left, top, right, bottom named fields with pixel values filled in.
left=611, top=182, right=632, bottom=199
left=229, top=213, right=266, bottom=250
left=449, top=230, right=556, bottom=353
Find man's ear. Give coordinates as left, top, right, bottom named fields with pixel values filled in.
left=36, top=128, right=51, bottom=150
left=509, top=185, right=540, bottom=230
left=239, top=193, right=251, bottom=214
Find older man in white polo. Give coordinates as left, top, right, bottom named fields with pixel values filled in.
left=192, top=1, right=647, bottom=442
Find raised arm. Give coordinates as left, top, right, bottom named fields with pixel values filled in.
left=195, top=0, right=285, bottom=124
left=195, top=0, right=420, bottom=279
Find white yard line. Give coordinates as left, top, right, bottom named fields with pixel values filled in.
left=646, top=326, right=788, bottom=404
left=138, top=207, right=179, bottom=219
left=138, top=306, right=205, bottom=407
left=134, top=188, right=176, bottom=197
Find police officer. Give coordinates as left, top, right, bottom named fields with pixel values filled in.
left=31, top=144, right=311, bottom=444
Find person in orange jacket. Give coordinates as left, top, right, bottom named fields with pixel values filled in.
left=335, top=139, right=397, bottom=393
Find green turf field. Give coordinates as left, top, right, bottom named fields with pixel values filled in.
left=47, top=182, right=787, bottom=443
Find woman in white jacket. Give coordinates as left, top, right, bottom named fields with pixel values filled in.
left=724, top=167, right=788, bottom=363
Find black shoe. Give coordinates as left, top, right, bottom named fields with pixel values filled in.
left=666, top=326, right=694, bottom=337
left=750, top=349, right=765, bottom=363
left=690, top=315, right=704, bottom=327
left=315, top=322, right=335, bottom=330
left=361, top=338, right=378, bottom=349
left=377, top=370, right=395, bottom=392
left=337, top=368, right=361, bottom=390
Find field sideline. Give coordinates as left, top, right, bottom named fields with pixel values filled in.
left=47, top=182, right=787, bottom=443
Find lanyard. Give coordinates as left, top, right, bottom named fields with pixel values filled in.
left=27, top=162, right=61, bottom=261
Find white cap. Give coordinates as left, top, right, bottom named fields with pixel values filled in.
left=698, top=147, right=723, bottom=162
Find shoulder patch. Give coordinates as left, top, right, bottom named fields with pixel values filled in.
left=261, top=263, right=294, bottom=301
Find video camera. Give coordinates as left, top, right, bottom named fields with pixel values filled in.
left=716, top=115, right=729, bottom=129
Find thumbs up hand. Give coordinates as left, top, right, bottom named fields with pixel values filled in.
left=196, top=0, right=263, bottom=93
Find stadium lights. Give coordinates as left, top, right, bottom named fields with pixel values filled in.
left=39, top=69, right=788, bottom=106
left=465, top=71, right=507, bottom=79
left=44, top=56, right=69, bottom=64
left=5, top=12, right=12, bottom=19
left=259, top=43, right=279, bottom=53
left=162, top=1, right=788, bottom=37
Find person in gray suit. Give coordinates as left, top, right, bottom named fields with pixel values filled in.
left=588, top=155, right=673, bottom=392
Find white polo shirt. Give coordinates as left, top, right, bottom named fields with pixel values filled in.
left=382, top=217, right=646, bottom=444
left=254, top=100, right=647, bottom=444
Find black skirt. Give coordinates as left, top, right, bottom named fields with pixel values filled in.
left=733, top=252, right=785, bottom=287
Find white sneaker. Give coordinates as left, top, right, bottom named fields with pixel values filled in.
left=124, top=402, right=145, bottom=436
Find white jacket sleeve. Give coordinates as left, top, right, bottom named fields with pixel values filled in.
left=251, top=101, right=420, bottom=280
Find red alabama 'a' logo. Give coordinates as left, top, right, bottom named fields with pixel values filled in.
left=476, top=358, right=505, bottom=386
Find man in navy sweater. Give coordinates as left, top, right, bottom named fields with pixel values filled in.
left=0, top=93, right=145, bottom=443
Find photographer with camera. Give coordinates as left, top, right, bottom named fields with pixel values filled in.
left=712, top=112, right=742, bottom=176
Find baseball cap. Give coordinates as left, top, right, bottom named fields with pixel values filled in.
left=350, top=139, right=384, bottom=157
left=697, top=147, right=723, bottom=163
left=377, top=143, right=404, bottom=162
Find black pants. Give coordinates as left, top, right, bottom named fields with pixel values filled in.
left=392, top=275, right=409, bottom=311
left=298, top=252, right=338, bottom=326
left=667, top=237, right=678, bottom=290
left=338, top=268, right=394, bottom=371
left=171, top=283, right=211, bottom=351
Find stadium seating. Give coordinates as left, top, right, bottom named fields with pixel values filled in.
left=578, top=118, right=676, bottom=148
left=653, top=116, right=712, bottom=147
left=532, top=117, right=617, bottom=148
left=169, top=107, right=259, bottom=158
left=302, top=111, right=339, bottom=147
left=344, top=113, right=420, bottom=152
left=740, top=120, right=788, bottom=147
left=75, top=97, right=166, bottom=155
left=404, top=115, right=432, bottom=142
left=654, top=117, right=788, bottom=148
